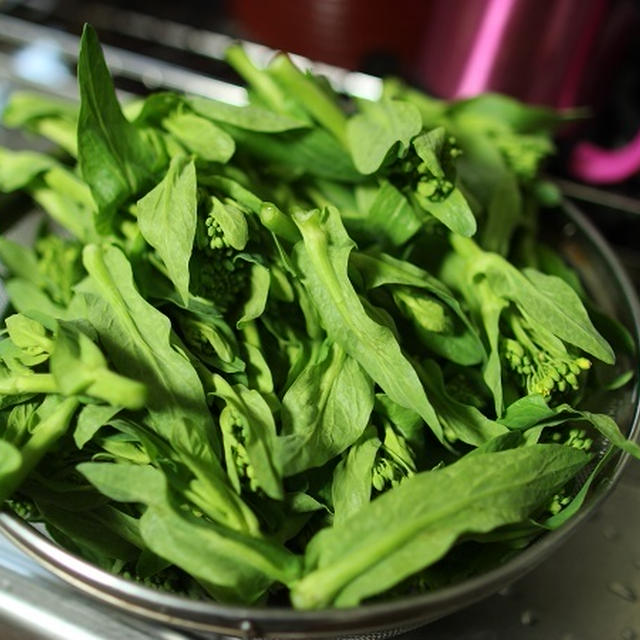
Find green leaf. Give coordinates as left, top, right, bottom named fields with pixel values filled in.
left=223, top=124, right=361, bottom=182
left=602, top=370, right=634, bottom=391
left=78, top=461, right=167, bottom=505
left=76, top=24, right=160, bottom=231
left=351, top=250, right=485, bottom=366
left=267, top=53, right=348, bottom=145
left=213, top=375, right=283, bottom=500
left=162, top=111, right=235, bottom=163
left=236, top=262, right=270, bottom=329
left=129, top=92, right=182, bottom=126
left=374, top=394, right=424, bottom=448
left=499, top=395, right=640, bottom=460
left=347, top=99, right=422, bottom=175
left=331, top=426, right=380, bottom=526
left=241, top=342, right=275, bottom=400
left=0, top=396, right=79, bottom=502
left=412, top=127, right=453, bottom=178
left=382, top=78, right=447, bottom=126
left=0, top=238, right=45, bottom=286
left=2, top=91, right=79, bottom=156
left=137, top=155, right=197, bottom=304
left=140, top=504, right=301, bottom=602
left=208, top=196, right=249, bottom=251
left=31, top=166, right=97, bottom=241
left=80, top=244, right=261, bottom=535
left=141, top=504, right=298, bottom=603
left=352, top=250, right=457, bottom=301
left=2, top=91, right=78, bottom=129
left=3, top=279, right=67, bottom=319
left=292, top=207, right=443, bottom=443
left=4, top=314, right=52, bottom=364
left=499, top=394, right=556, bottom=430
left=35, top=502, right=139, bottom=563
left=188, top=95, right=309, bottom=132
left=515, top=267, right=614, bottom=363
left=365, top=180, right=421, bottom=247
left=0, top=147, right=57, bottom=192
left=393, top=287, right=484, bottom=366
left=569, top=409, right=640, bottom=460
left=453, top=128, right=508, bottom=206
left=51, top=322, right=147, bottom=409
left=480, top=172, right=521, bottom=255
left=535, top=244, right=586, bottom=295
left=476, top=278, right=508, bottom=416
left=450, top=93, right=567, bottom=133
left=278, top=340, right=374, bottom=476
left=418, top=187, right=477, bottom=237
left=419, top=360, right=508, bottom=447
left=199, top=174, right=262, bottom=213
left=177, top=312, right=243, bottom=373
left=80, top=461, right=302, bottom=602
left=74, top=404, right=121, bottom=448
left=540, top=447, right=615, bottom=530
left=291, top=445, right=589, bottom=608
left=450, top=235, right=615, bottom=365
left=79, top=244, right=219, bottom=458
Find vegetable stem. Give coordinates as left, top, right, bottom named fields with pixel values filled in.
left=0, top=373, right=58, bottom=395
left=88, top=369, right=147, bottom=410
left=225, top=45, right=288, bottom=114
left=268, top=54, right=349, bottom=148
left=259, top=202, right=300, bottom=243
left=0, top=397, right=79, bottom=502
left=185, top=477, right=260, bottom=536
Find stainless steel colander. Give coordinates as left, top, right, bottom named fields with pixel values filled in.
left=1, top=199, right=638, bottom=640
left=1, top=14, right=639, bottom=638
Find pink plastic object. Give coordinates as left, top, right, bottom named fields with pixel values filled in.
left=570, top=131, right=640, bottom=184
left=418, top=0, right=616, bottom=107
left=418, top=0, right=639, bottom=183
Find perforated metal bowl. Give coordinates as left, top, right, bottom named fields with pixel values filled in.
left=1, top=200, right=639, bottom=640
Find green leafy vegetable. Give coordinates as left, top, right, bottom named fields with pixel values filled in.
left=187, top=95, right=309, bottom=132
left=0, top=148, right=57, bottom=192
left=292, top=445, right=589, bottom=608
left=76, top=24, right=162, bottom=230
left=278, top=340, right=374, bottom=476
left=136, top=155, right=197, bottom=304
left=292, top=206, right=443, bottom=444
left=162, top=111, right=235, bottom=163
left=347, top=99, right=422, bottom=174
left=0, top=26, right=636, bottom=611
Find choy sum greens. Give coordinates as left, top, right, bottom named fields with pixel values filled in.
left=0, top=24, right=638, bottom=608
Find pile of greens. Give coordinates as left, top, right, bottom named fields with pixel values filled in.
left=0, top=25, right=638, bottom=609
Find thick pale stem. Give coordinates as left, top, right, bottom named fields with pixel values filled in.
left=259, top=202, right=300, bottom=243
left=0, top=397, right=79, bottom=502
left=268, top=54, right=348, bottom=148
left=225, top=45, right=288, bottom=115
left=0, top=373, right=58, bottom=395
left=87, top=368, right=147, bottom=410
